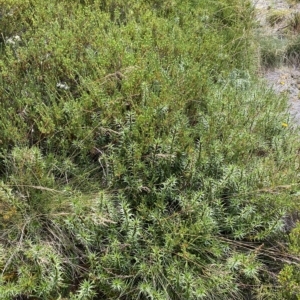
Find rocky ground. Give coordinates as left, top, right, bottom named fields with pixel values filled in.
left=253, top=0, right=300, bottom=124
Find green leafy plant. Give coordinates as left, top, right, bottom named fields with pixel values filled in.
left=277, top=222, right=300, bottom=299
left=0, top=0, right=299, bottom=299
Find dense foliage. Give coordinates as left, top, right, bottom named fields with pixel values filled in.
left=1, top=0, right=300, bottom=299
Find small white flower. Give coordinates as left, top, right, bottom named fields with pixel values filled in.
left=13, top=35, right=21, bottom=42
left=6, top=35, right=21, bottom=45
left=6, top=38, right=15, bottom=45
left=56, top=82, right=70, bottom=90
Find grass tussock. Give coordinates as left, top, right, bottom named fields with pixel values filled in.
left=286, top=35, right=300, bottom=64
left=259, top=36, right=289, bottom=68
left=288, top=11, right=300, bottom=33
left=0, top=0, right=300, bottom=299
left=267, top=9, right=290, bottom=26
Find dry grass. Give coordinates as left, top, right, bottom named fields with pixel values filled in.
left=267, top=9, right=290, bottom=26
left=288, top=11, right=300, bottom=32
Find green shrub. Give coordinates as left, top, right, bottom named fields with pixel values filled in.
left=0, top=0, right=299, bottom=299
left=277, top=222, right=300, bottom=299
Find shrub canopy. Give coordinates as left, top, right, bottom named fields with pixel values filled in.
left=0, top=0, right=300, bottom=299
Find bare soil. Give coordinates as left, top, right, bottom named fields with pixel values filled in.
left=253, top=0, right=300, bottom=124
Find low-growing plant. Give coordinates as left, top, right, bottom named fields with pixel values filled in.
left=0, top=0, right=299, bottom=299
left=276, top=222, right=300, bottom=299
left=267, top=10, right=290, bottom=27
left=289, top=11, right=300, bottom=33
left=259, top=36, right=289, bottom=68
left=286, top=35, right=300, bottom=65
